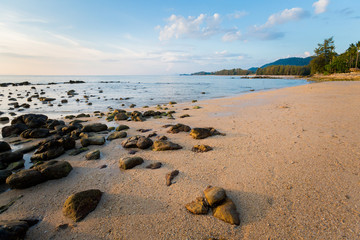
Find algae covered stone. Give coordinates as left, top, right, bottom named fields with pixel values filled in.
left=6, top=169, right=46, bottom=189
left=119, top=157, right=144, bottom=170
left=63, top=189, right=102, bottom=222
left=32, top=160, right=72, bottom=180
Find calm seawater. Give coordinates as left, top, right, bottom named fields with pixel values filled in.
left=0, top=75, right=308, bottom=118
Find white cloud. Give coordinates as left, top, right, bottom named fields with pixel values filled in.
left=313, top=0, right=330, bottom=14
left=238, top=7, right=309, bottom=41
left=228, top=11, right=248, bottom=19
left=157, top=13, right=221, bottom=41
left=264, top=8, right=309, bottom=27
left=222, top=30, right=242, bottom=42
left=304, top=51, right=311, bottom=57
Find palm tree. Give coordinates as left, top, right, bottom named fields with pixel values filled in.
left=356, top=41, right=360, bottom=69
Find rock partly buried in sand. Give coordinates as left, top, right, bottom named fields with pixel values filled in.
left=0, top=141, right=11, bottom=153
left=116, top=125, right=129, bottom=131
left=33, top=160, right=72, bottom=180
left=204, top=186, right=226, bottom=207
left=119, top=157, right=144, bottom=170
left=190, top=128, right=225, bottom=139
left=166, top=170, right=179, bottom=186
left=85, top=150, right=100, bottom=160
left=107, top=131, right=127, bottom=141
left=0, top=219, right=39, bottom=240
left=121, top=136, right=153, bottom=149
left=212, top=197, right=240, bottom=225
left=153, top=140, right=182, bottom=151
left=0, top=170, right=12, bottom=184
left=167, top=123, right=191, bottom=133
left=114, top=112, right=128, bottom=121
left=192, top=145, right=213, bottom=153
left=69, top=147, right=89, bottom=156
left=63, top=189, right=102, bottom=222
left=81, top=123, right=108, bottom=132
left=81, top=136, right=105, bottom=147
left=185, top=197, right=209, bottom=215
left=20, top=128, right=50, bottom=138
left=6, top=169, right=46, bottom=189
left=146, top=162, right=162, bottom=169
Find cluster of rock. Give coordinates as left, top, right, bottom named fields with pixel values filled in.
left=186, top=186, right=240, bottom=225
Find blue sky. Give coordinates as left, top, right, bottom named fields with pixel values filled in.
left=0, top=0, right=359, bottom=75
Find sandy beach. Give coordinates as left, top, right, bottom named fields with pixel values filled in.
left=0, top=81, right=359, bottom=239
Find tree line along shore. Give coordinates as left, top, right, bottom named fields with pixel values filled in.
left=191, top=38, right=360, bottom=81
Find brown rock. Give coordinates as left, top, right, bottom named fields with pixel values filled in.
left=166, top=170, right=179, bottom=186
left=192, top=145, right=213, bottom=152
left=146, top=162, right=162, bottom=169
left=153, top=140, right=182, bottom=151
left=204, top=186, right=226, bottom=207
left=212, top=197, right=240, bottom=225
left=185, top=197, right=209, bottom=214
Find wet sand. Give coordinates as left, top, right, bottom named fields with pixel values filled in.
left=0, top=81, right=359, bottom=239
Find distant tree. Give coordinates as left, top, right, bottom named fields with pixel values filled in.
left=356, top=41, right=360, bottom=69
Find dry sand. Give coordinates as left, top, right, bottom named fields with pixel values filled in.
left=0, top=81, right=359, bottom=239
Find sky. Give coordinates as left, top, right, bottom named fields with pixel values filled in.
left=0, top=0, right=359, bottom=75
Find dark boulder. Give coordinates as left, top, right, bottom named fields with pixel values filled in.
left=0, top=151, right=24, bottom=165
left=0, top=170, right=12, bottom=184
left=20, top=128, right=50, bottom=138
left=121, top=136, right=153, bottom=149
left=167, top=124, right=191, bottom=133
left=33, top=160, right=72, bottom=180
left=6, top=169, right=46, bottom=189
left=81, top=123, right=108, bottom=132
left=2, top=124, right=28, bottom=138
left=190, top=127, right=225, bottom=139
left=0, top=141, right=11, bottom=153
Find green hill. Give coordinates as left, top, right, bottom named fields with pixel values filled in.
left=260, top=57, right=313, bottom=69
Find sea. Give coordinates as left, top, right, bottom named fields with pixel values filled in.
left=0, top=75, right=309, bottom=119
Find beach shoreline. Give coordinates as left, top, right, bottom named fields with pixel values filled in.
left=0, top=81, right=359, bottom=239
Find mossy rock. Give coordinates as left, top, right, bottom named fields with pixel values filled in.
left=63, top=189, right=102, bottom=222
